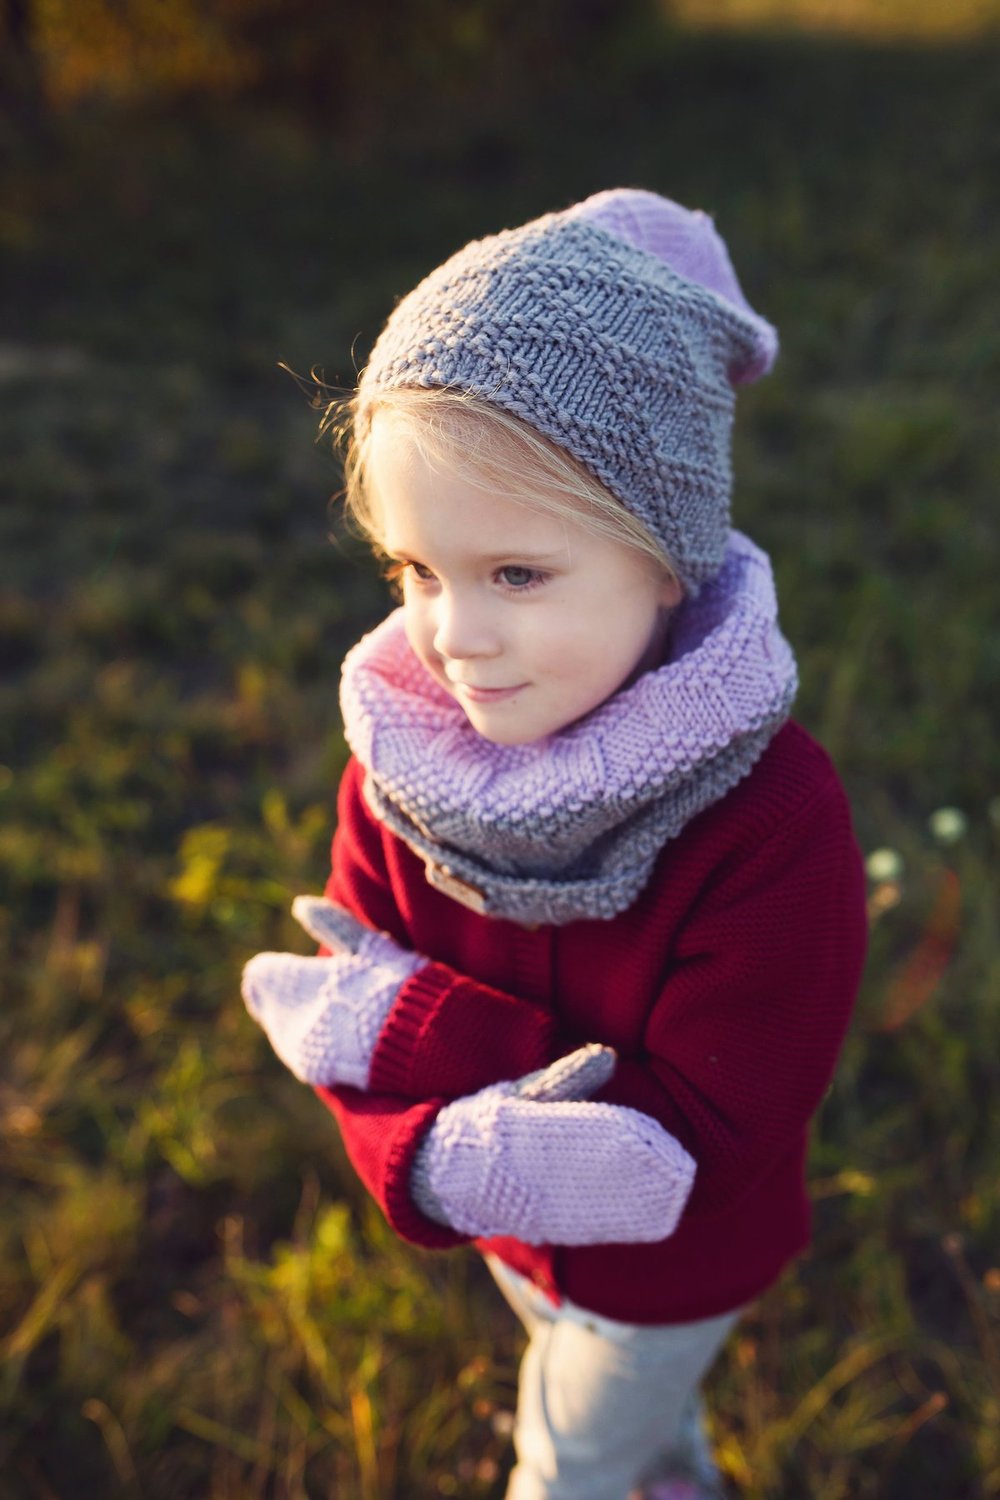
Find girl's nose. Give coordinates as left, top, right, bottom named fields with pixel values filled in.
left=431, top=590, right=499, bottom=661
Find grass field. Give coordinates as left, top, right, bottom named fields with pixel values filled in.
left=2, top=20, right=999, bottom=1498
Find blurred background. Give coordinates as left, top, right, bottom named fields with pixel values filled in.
left=2, top=1, right=1000, bottom=1495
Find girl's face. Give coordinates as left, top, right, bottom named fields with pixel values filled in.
left=367, top=415, right=682, bottom=746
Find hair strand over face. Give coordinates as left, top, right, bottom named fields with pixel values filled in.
left=326, top=386, right=681, bottom=590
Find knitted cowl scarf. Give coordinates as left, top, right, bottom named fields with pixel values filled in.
left=339, top=531, right=798, bottom=928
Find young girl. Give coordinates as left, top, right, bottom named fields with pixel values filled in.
left=242, top=188, right=868, bottom=1500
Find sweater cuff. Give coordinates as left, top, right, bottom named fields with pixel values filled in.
left=368, top=961, right=558, bottom=1100
left=368, top=962, right=457, bottom=1094
left=380, top=1097, right=472, bottom=1251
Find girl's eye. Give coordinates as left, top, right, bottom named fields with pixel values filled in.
left=498, top=565, right=545, bottom=590
left=382, top=559, right=546, bottom=593
left=382, top=560, right=434, bottom=585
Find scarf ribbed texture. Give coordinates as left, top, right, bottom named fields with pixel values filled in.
left=340, top=531, right=797, bottom=926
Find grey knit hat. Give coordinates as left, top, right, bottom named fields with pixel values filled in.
left=357, top=188, right=778, bottom=590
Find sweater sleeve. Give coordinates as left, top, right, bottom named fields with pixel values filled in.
left=311, top=758, right=571, bottom=1250
left=323, top=757, right=560, bottom=1099
left=315, top=1082, right=472, bottom=1250
left=598, top=773, right=868, bottom=1222
left=311, top=757, right=565, bottom=1249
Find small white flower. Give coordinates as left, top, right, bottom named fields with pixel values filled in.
left=866, top=847, right=903, bottom=883
left=928, top=807, right=967, bottom=845
left=491, top=1410, right=516, bottom=1438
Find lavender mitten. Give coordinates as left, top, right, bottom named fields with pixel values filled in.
left=241, top=896, right=424, bottom=1087
left=411, top=1045, right=696, bottom=1246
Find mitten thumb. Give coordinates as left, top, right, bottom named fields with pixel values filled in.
left=291, top=894, right=370, bottom=954
left=512, top=1043, right=617, bottom=1104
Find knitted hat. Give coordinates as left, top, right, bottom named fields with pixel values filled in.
left=357, top=188, right=778, bottom=590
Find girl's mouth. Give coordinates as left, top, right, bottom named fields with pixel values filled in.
left=456, top=683, right=527, bottom=703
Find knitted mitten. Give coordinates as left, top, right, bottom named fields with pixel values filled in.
left=411, top=1045, right=696, bottom=1245
left=241, top=896, right=424, bottom=1087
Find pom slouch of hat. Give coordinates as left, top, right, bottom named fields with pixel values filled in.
left=356, top=187, right=778, bottom=590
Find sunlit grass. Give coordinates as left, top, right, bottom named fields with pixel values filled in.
left=667, top=0, right=1000, bottom=42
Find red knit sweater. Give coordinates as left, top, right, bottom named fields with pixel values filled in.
left=315, top=721, right=867, bottom=1324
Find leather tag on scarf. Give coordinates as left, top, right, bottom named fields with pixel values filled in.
left=423, top=858, right=490, bottom=916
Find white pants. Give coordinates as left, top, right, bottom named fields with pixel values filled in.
left=486, top=1257, right=740, bottom=1500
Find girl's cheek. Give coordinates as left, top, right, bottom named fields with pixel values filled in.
left=402, top=603, right=429, bottom=655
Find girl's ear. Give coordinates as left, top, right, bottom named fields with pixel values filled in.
left=658, top=573, right=684, bottom=611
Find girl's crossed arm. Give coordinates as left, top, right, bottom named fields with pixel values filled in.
left=243, top=744, right=866, bottom=1250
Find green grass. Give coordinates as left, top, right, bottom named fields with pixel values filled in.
left=2, top=25, right=999, bottom=1498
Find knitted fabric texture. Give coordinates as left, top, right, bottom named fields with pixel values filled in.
left=565, top=188, right=778, bottom=384
left=356, top=187, right=777, bottom=589
left=339, top=531, right=797, bottom=927
left=241, top=924, right=423, bottom=1089
left=409, top=1049, right=696, bottom=1246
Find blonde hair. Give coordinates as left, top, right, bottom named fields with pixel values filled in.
left=323, top=385, right=681, bottom=588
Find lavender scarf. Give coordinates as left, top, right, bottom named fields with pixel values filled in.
left=339, top=532, right=797, bottom=927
